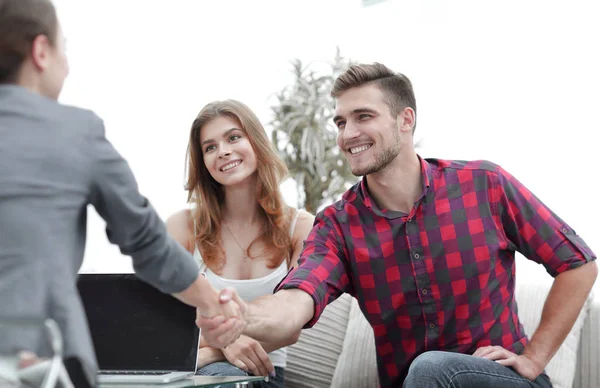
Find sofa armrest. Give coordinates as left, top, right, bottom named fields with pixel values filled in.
left=573, top=292, right=599, bottom=388
left=330, top=296, right=379, bottom=387
left=285, top=293, right=353, bottom=388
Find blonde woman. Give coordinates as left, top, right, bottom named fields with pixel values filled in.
left=167, top=100, right=314, bottom=387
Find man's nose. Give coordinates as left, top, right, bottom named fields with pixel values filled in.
left=343, top=121, right=360, bottom=139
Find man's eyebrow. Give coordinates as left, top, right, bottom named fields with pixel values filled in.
left=333, top=108, right=377, bottom=124
left=201, top=128, right=240, bottom=146
left=352, top=108, right=377, bottom=115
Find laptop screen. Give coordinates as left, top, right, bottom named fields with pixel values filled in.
left=77, top=273, right=199, bottom=372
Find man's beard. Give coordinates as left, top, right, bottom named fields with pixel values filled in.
left=350, top=131, right=401, bottom=176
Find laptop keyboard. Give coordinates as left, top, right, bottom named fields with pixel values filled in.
left=99, top=371, right=170, bottom=375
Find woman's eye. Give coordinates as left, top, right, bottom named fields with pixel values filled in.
left=204, top=145, right=215, bottom=152
left=229, top=135, right=241, bottom=142
left=358, top=114, right=371, bottom=120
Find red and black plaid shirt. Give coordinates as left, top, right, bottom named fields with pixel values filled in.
left=276, top=157, right=596, bottom=387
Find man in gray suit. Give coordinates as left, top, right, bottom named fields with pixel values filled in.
left=0, top=0, right=247, bottom=386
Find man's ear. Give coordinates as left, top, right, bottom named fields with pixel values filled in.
left=30, top=34, right=52, bottom=71
left=396, top=107, right=416, bottom=133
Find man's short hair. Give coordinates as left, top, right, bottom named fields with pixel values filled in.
left=331, top=63, right=417, bottom=133
left=0, top=0, right=58, bottom=84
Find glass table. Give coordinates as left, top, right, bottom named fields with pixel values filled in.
left=98, top=375, right=268, bottom=387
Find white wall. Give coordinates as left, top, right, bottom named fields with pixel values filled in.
left=53, top=0, right=599, bottom=288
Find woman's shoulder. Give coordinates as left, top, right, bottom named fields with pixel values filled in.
left=166, top=209, right=195, bottom=253
left=287, top=207, right=315, bottom=239
left=166, top=208, right=193, bottom=228
left=286, top=207, right=316, bottom=267
left=295, top=208, right=315, bottom=223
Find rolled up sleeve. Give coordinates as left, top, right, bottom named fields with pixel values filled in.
left=275, top=214, right=351, bottom=327
left=494, top=166, right=596, bottom=277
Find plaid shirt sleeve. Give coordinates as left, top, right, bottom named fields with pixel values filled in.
left=275, top=213, right=352, bottom=328
left=493, top=166, right=596, bottom=276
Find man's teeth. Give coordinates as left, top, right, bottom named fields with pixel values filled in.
left=350, top=145, right=371, bottom=154
left=221, top=161, right=241, bottom=171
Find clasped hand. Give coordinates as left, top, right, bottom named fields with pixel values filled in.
left=196, top=287, right=248, bottom=349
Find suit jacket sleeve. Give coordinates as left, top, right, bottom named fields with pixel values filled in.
left=87, top=114, right=199, bottom=293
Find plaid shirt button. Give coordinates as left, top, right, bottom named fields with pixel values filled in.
left=413, top=253, right=420, bottom=259
left=421, top=289, right=428, bottom=295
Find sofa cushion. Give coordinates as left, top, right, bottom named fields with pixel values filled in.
left=573, top=292, right=598, bottom=388
left=285, top=293, right=353, bottom=388
left=330, top=297, right=379, bottom=387
left=515, top=282, right=591, bottom=388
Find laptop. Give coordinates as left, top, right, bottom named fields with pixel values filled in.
left=77, top=273, right=200, bottom=384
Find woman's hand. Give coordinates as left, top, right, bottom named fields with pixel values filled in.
left=222, top=335, right=275, bottom=377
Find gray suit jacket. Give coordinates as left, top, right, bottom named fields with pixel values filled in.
left=0, top=85, right=199, bottom=385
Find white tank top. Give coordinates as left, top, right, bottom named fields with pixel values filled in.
left=193, top=211, right=300, bottom=368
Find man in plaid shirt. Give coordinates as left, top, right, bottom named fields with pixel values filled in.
left=201, top=63, right=597, bottom=387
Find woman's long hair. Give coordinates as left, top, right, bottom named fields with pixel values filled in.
left=185, top=99, right=292, bottom=271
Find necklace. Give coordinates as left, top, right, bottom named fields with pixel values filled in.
left=223, top=221, right=249, bottom=260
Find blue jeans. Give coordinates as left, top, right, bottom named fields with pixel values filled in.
left=197, top=361, right=285, bottom=388
left=403, top=351, right=553, bottom=387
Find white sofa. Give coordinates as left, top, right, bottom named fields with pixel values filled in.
left=284, top=283, right=598, bottom=388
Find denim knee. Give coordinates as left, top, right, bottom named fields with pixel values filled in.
left=407, top=351, right=448, bottom=376
left=404, top=351, right=462, bottom=387
left=197, top=361, right=248, bottom=377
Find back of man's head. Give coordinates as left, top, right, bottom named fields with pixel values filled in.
left=0, top=0, right=58, bottom=85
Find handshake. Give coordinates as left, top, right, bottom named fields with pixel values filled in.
left=195, top=287, right=248, bottom=349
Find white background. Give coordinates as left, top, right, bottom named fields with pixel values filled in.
left=53, top=0, right=599, bottom=289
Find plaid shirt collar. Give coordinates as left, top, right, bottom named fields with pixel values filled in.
left=359, top=154, right=433, bottom=218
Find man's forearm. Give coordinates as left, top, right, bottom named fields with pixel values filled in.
left=173, top=274, right=218, bottom=313
left=257, top=332, right=302, bottom=352
left=523, top=261, right=597, bottom=370
left=244, top=289, right=314, bottom=343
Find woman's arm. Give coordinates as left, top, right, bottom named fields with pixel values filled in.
left=289, top=210, right=316, bottom=268
left=196, top=347, right=225, bottom=369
